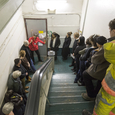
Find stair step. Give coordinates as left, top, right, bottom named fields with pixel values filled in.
left=45, top=101, right=94, bottom=112
left=49, top=86, right=86, bottom=92
left=45, top=109, right=93, bottom=115
left=48, top=90, right=86, bottom=97
left=52, top=73, right=75, bottom=79
left=48, top=96, right=92, bottom=104
left=50, top=83, right=79, bottom=87
left=51, top=79, right=76, bottom=84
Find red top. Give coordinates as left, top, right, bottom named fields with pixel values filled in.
left=28, top=37, right=45, bottom=51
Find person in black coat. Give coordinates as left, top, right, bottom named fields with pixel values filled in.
left=62, top=32, right=72, bottom=60
left=69, top=32, right=79, bottom=67
left=4, top=90, right=26, bottom=115
left=13, top=58, right=31, bottom=93
left=50, top=32, right=61, bottom=60
left=20, top=40, right=36, bottom=72
left=73, top=36, right=86, bottom=73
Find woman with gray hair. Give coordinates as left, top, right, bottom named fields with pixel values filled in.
left=2, top=102, right=14, bottom=115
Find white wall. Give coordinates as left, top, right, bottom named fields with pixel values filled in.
left=0, top=7, right=26, bottom=106
left=80, top=0, right=88, bottom=35
left=22, top=0, right=83, bottom=48
left=81, top=0, right=115, bottom=39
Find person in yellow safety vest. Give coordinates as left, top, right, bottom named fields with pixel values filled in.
left=82, top=18, right=115, bottom=115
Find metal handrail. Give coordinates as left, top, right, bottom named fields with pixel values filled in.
left=24, top=58, right=54, bottom=115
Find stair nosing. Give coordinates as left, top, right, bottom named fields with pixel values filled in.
left=49, top=90, right=86, bottom=92
left=48, top=95, right=82, bottom=98
left=48, top=101, right=94, bottom=106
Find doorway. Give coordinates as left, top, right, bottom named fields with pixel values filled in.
left=24, top=18, right=48, bottom=56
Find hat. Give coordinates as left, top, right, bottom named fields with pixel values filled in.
left=96, top=36, right=107, bottom=45
left=12, top=70, right=21, bottom=79
left=2, top=102, right=14, bottom=114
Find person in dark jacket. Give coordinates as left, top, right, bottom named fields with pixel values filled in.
left=50, top=32, right=61, bottom=60
left=4, top=90, right=25, bottom=115
left=20, top=40, right=36, bottom=72
left=74, top=37, right=92, bottom=83
left=73, top=36, right=86, bottom=74
left=7, top=71, right=27, bottom=103
left=19, top=50, right=34, bottom=73
left=69, top=32, right=79, bottom=67
left=62, top=32, right=72, bottom=60
left=77, top=35, right=98, bottom=85
left=7, top=71, right=23, bottom=95
left=82, top=36, right=109, bottom=101
left=13, top=58, right=31, bottom=93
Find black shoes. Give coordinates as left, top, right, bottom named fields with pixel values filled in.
left=39, top=60, right=43, bottom=62
left=77, top=80, right=85, bottom=86
left=69, top=64, right=73, bottom=67
left=82, top=110, right=92, bottom=115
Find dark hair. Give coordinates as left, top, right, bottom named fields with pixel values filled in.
left=33, top=34, right=38, bottom=37
left=51, top=32, right=60, bottom=40
left=67, top=32, right=72, bottom=37
left=89, top=34, right=99, bottom=47
left=5, top=90, right=13, bottom=102
left=14, top=58, right=20, bottom=65
left=86, top=38, right=91, bottom=46
left=79, top=36, right=85, bottom=45
left=109, top=19, right=115, bottom=30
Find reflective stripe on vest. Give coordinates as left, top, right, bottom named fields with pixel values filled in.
left=109, top=111, right=115, bottom=115
left=102, top=71, right=115, bottom=96
left=95, top=93, right=114, bottom=109
left=93, top=109, right=97, bottom=115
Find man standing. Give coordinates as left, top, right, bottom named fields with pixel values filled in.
left=28, top=34, right=45, bottom=63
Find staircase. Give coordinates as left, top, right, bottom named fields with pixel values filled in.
left=45, top=57, right=94, bottom=115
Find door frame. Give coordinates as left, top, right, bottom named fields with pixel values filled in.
left=24, top=18, right=48, bottom=56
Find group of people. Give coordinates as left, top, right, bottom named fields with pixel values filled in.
left=50, top=31, right=72, bottom=60
left=2, top=18, right=115, bottom=115
left=1, top=34, right=46, bottom=115
left=69, top=19, right=115, bottom=115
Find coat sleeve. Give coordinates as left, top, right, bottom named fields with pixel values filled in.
left=91, top=48, right=106, bottom=64
left=56, top=37, right=61, bottom=47
left=28, top=37, right=31, bottom=43
left=80, top=49, right=90, bottom=61
left=37, top=37, right=45, bottom=44
left=74, top=46, right=79, bottom=56
left=50, top=39, right=52, bottom=48
left=66, top=38, right=71, bottom=48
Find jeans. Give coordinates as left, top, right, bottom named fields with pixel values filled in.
left=30, top=58, right=36, bottom=71
left=74, top=60, right=85, bottom=82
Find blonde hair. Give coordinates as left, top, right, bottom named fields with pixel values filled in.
left=19, top=50, right=26, bottom=57
left=74, top=32, right=79, bottom=38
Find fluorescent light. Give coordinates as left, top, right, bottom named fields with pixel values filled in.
left=35, top=0, right=68, bottom=12
left=37, top=0, right=67, bottom=3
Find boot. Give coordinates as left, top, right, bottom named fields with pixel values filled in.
left=82, top=110, right=92, bottom=115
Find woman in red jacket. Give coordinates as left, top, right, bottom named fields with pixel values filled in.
left=28, top=34, right=45, bottom=63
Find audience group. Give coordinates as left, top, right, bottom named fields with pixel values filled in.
left=69, top=19, right=115, bottom=115
left=2, top=18, right=115, bottom=115
left=2, top=34, right=45, bottom=115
